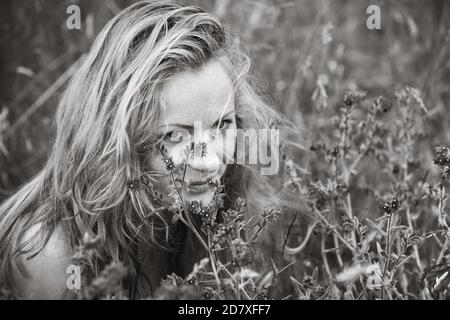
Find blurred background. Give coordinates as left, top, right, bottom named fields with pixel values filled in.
left=0, top=0, right=449, bottom=202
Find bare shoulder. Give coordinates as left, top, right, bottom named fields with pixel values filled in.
left=11, top=223, right=73, bottom=299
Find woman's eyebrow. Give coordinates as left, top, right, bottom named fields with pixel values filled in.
left=158, top=110, right=235, bottom=130
left=157, top=123, right=193, bottom=131
left=211, top=110, right=235, bottom=127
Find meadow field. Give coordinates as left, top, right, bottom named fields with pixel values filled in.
left=0, top=0, right=449, bottom=299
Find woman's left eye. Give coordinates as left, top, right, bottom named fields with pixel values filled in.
left=217, top=119, right=233, bottom=130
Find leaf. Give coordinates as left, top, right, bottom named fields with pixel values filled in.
left=312, top=266, right=319, bottom=281
left=433, top=271, right=449, bottom=291
left=376, top=242, right=384, bottom=255
left=290, top=276, right=305, bottom=297
left=257, top=271, right=274, bottom=291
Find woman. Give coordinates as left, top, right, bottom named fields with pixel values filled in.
left=0, top=1, right=308, bottom=299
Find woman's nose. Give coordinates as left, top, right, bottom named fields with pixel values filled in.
left=187, top=140, right=221, bottom=174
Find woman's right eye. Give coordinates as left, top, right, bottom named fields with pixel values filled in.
left=163, top=130, right=184, bottom=143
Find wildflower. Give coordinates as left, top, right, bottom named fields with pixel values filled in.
left=301, top=269, right=325, bottom=295
left=186, top=276, right=197, bottom=286
left=379, top=201, right=392, bottom=214
left=126, top=179, right=140, bottom=191
left=328, top=145, right=340, bottom=158
left=215, top=224, right=233, bottom=247
left=207, top=178, right=223, bottom=192
left=202, top=289, right=214, bottom=300
left=161, top=273, right=185, bottom=288
left=373, top=96, right=392, bottom=113
left=343, top=90, right=356, bottom=107
left=433, top=146, right=450, bottom=168
left=390, top=197, right=400, bottom=210
left=433, top=146, right=450, bottom=180
left=255, top=292, right=269, bottom=300
left=165, top=159, right=175, bottom=171
left=201, top=220, right=214, bottom=234
left=157, top=143, right=176, bottom=172
left=336, top=183, right=348, bottom=195
left=185, top=200, right=201, bottom=215
left=378, top=197, right=401, bottom=215
left=341, top=215, right=358, bottom=233
left=310, top=141, right=327, bottom=152
left=260, top=207, right=281, bottom=222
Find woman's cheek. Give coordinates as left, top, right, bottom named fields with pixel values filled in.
left=222, top=127, right=237, bottom=164
left=168, top=142, right=191, bottom=167
left=149, top=150, right=165, bottom=172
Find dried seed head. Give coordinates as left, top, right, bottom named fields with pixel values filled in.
left=344, top=91, right=356, bottom=106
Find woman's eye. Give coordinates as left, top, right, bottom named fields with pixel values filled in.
left=217, top=119, right=233, bottom=130
left=163, top=130, right=184, bottom=143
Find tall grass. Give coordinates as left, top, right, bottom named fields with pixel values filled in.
left=0, top=0, right=449, bottom=299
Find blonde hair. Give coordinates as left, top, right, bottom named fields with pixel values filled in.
left=0, top=0, right=308, bottom=297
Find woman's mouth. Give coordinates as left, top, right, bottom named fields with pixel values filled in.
left=185, top=181, right=209, bottom=193
left=175, top=177, right=215, bottom=193
left=187, top=180, right=208, bottom=186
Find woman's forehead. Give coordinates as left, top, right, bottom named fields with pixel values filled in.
left=158, top=58, right=235, bottom=127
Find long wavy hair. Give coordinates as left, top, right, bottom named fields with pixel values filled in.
left=0, top=1, right=309, bottom=298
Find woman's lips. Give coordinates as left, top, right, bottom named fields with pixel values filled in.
left=176, top=177, right=216, bottom=185
left=175, top=177, right=216, bottom=193
left=185, top=182, right=209, bottom=193
left=187, top=180, right=208, bottom=186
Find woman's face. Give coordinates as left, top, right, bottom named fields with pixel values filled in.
left=150, top=56, right=237, bottom=205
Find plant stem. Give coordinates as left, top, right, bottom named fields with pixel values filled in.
left=321, top=234, right=333, bottom=283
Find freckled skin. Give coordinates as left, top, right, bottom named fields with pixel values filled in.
left=150, top=56, right=237, bottom=205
